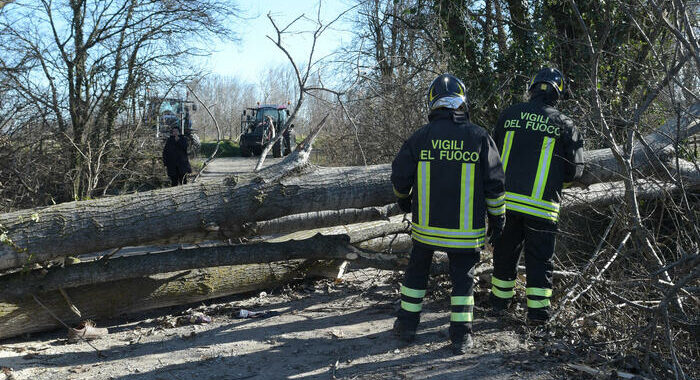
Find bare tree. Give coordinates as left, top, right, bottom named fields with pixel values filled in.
left=0, top=0, right=238, bottom=199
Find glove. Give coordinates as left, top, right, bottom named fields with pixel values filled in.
left=487, top=214, right=505, bottom=245
left=397, top=197, right=412, bottom=213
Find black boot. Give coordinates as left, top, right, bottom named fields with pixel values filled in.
left=392, top=319, right=416, bottom=344
left=527, top=308, right=550, bottom=326
left=449, top=323, right=474, bottom=354
left=450, top=333, right=474, bottom=355
left=489, top=292, right=512, bottom=315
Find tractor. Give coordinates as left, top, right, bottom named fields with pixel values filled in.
left=144, top=97, right=200, bottom=156
left=239, top=103, right=295, bottom=157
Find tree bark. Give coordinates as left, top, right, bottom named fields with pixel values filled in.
left=0, top=260, right=332, bottom=340
left=577, top=103, right=700, bottom=185
left=1, top=215, right=411, bottom=299
left=3, top=173, right=682, bottom=300
left=0, top=104, right=697, bottom=271
left=0, top=164, right=395, bottom=270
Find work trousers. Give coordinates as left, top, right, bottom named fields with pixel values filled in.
left=396, top=243, right=479, bottom=341
left=491, top=211, right=557, bottom=320
left=168, top=170, right=188, bottom=186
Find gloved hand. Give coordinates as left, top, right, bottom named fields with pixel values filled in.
left=487, top=214, right=505, bottom=245
left=397, top=197, right=412, bottom=213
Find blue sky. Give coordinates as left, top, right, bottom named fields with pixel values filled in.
left=204, top=0, right=355, bottom=82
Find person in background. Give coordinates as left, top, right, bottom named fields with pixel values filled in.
left=163, top=126, right=191, bottom=186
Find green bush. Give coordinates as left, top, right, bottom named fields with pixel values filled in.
left=199, top=140, right=240, bottom=157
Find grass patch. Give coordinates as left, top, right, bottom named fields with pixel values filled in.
left=200, top=140, right=240, bottom=157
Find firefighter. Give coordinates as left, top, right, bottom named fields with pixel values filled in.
left=391, top=74, right=506, bottom=354
left=489, top=68, right=584, bottom=324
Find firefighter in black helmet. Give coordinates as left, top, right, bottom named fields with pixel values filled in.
left=490, top=68, right=584, bottom=324
left=391, top=74, right=506, bottom=354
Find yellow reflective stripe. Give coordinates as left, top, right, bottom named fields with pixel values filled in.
left=487, top=204, right=506, bottom=216
left=451, top=296, right=474, bottom=306
left=486, top=194, right=506, bottom=215
left=412, top=233, right=485, bottom=249
left=491, top=276, right=515, bottom=288
left=418, top=161, right=430, bottom=226
left=506, top=203, right=558, bottom=222
left=412, top=223, right=485, bottom=236
left=491, top=287, right=515, bottom=299
left=532, top=137, right=555, bottom=199
left=401, top=285, right=426, bottom=298
left=393, top=186, right=410, bottom=199
left=485, top=194, right=505, bottom=206
left=526, top=288, right=552, bottom=297
left=401, top=300, right=422, bottom=312
left=459, top=164, right=466, bottom=229
left=459, top=163, right=475, bottom=230
left=506, top=192, right=559, bottom=212
left=501, top=131, right=515, bottom=172
left=527, top=298, right=551, bottom=308
left=466, top=164, right=475, bottom=229
left=450, top=312, right=473, bottom=322
left=563, top=182, right=572, bottom=189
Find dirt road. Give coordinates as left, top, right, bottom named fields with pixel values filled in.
left=198, top=156, right=283, bottom=181
left=0, top=157, right=578, bottom=379
left=0, top=269, right=578, bottom=380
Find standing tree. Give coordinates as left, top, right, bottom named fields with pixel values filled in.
left=0, top=0, right=238, bottom=199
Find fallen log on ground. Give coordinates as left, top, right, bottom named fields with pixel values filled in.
left=0, top=146, right=394, bottom=271
left=577, top=103, right=700, bottom=185
left=5, top=174, right=680, bottom=299
left=0, top=260, right=345, bottom=340
left=0, top=234, right=406, bottom=299
left=0, top=104, right=697, bottom=270
left=1, top=213, right=410, bottom=298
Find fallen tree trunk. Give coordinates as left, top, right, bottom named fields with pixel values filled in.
left=0, top=105, right=697, bottom=270
left=0, top=260, right=332, bottom=340
left=1, top=215, right=411, bottom=299
left=0, top=160, right=395, bottom=271
left=577, top=103, right=700, bottom=185
left=243, top=204, right=402, bottom=237
left=4, top=174, right=679, bottom=299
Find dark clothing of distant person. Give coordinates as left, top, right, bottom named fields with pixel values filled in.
left=163, top=135, right=191, bottom=186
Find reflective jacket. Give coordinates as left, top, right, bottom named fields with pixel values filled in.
left=493, top=96, right=584, bottom=223
left=391, top=109, right=506, bottom=251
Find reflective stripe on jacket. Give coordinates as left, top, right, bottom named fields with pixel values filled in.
left=493, top=96, right=584, bottom=223
left=391, top=109, right=505, bottom=251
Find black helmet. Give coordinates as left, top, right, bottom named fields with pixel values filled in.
left=528, top=68, right=565, bottom=95
left=428, top=74, right=467, bottom=111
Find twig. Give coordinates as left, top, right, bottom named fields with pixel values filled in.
left=58, top=288, right=81, bottom=317
left=99, top=247, right=122, bottom=262
left=187, top=84, right=222, bottom=183
left=31, top=294, right=106, bottom=358
left=569, top=231, right=631, bottom=305
left=554, top=211, right=618, bottom=320
left=567, top=363, right=651, bottom=379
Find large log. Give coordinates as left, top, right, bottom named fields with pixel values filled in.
left=578, top=103, right=700, bottom=185
left=0, top=162, right=395, bottom=271
left=3, top=173, right=684, bottom=340
left=0, top=104, right=697, bottom=270
left=1, top=212, right=410, bottom=299
left=2, top=175, right=680, bottom=300
left=0, top=261, right=316, bottom=340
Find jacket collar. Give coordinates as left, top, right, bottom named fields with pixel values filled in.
left=530, top=92, right=558, bottom=107
left=428, top=108, right=470, bottom=123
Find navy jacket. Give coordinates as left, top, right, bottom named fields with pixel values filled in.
left=163, top=136, right=191, bottom=176
left=492, top=96, right=584, bottom=223
left=392, top=109, right=505, bottom=252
